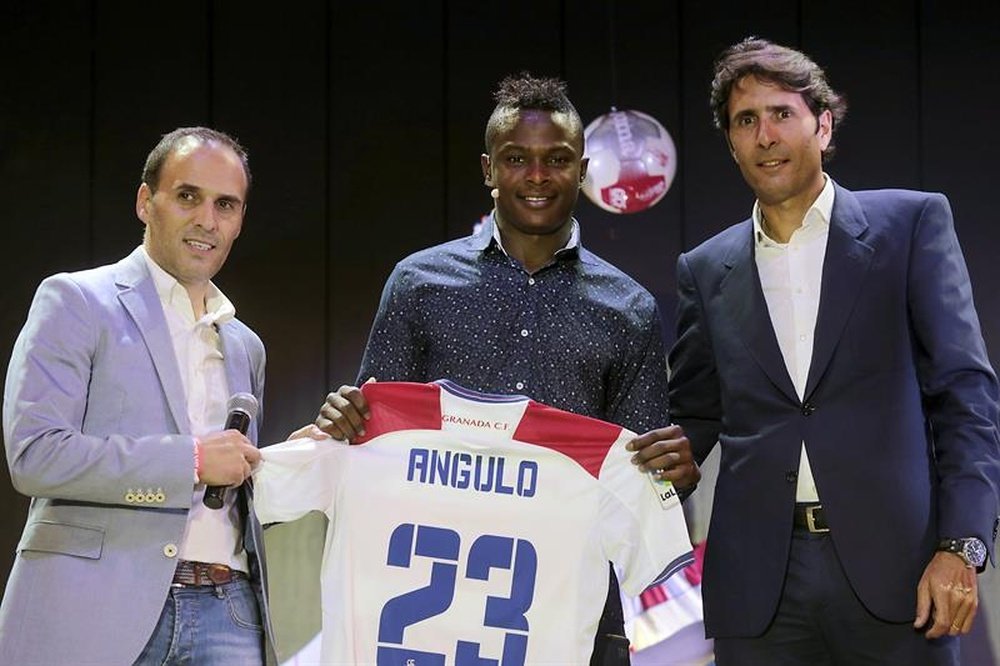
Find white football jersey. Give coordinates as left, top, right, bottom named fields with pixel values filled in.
left=254, top=381, right=692, bottom=665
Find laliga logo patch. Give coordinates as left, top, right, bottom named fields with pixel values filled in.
left=647, top=473, right=678, bottom=509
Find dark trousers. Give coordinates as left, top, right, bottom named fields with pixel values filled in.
left=591, top=633, right=630, bottom=666
left=715, top=530, right=959, bottom=666
left=591, top=565, right=631, bottom=666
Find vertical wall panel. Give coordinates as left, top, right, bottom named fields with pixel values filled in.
left=802, top=0, right=920, bottom=190
left=328, top=1, right=446, bottom=387
left=0, top=1, right=94, bottom=593
left=920, top=1, right=1000, bottom=357
left=566, top=0, right=684, bottom=339
left=445, top=0, right=564, bottom=240
left=212, top=0, right=329, bottom=443
left=677, top=1, right=799, bottom=251
left=90, top=2, right=211, bottom=266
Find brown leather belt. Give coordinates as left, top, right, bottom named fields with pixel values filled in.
left=793, top=503, right=830, bottom=533
left=172, top=560, right=247, bottom=587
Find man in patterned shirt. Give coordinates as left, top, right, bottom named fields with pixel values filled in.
left=315, top=72, right=699, bottom=665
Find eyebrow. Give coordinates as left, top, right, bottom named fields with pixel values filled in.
left=174, top=181, right=244, bottom=207
left=732, top=104, right=796, bottom=120
left=496, top=142, right=577, bottom=153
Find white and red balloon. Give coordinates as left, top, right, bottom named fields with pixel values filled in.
left=582, top=109, right=677, bottom=214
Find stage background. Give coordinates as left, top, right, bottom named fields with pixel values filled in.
left=2, top=1, right=997, bottom=661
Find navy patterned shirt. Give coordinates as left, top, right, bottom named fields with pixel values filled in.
left=358, top=215, right=670, bottom=435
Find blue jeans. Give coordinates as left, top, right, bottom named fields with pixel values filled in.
left=133, top=578, right=264, bottom=665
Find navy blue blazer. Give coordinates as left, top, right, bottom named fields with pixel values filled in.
left=668, top=184, right=1000, bottom=638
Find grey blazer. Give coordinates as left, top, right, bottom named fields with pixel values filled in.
left=0, top=247, right=273, bottom=665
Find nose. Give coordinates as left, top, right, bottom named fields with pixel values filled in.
left=194, top=201, right=219, bottom=231
left=756, top=118, right=778, bottom=148
left=526, top=158, right=549, bottom=184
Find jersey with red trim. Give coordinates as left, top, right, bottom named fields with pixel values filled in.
left=254, top=381, right=692, bottom=665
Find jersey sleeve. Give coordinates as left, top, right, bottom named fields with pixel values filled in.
left=599, top=429, right=694, bottom=596
left=253, top=437, right=344, bottom=524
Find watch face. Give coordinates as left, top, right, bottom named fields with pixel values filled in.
left=964, top=538, right=988, bottom=568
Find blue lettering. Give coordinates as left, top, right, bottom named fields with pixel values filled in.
left=476, top=455, right=495, bottom=492
left=495, top=458, right=514, bottom=495
left=452, top=453, right=472, bottom=489
left=406, top=447, right=538, bottom=499
left=431, top=449, right=451, bottom=485
left=517, top=461, right=537, bottom=497
left=408, top=449, right=430, bottom=483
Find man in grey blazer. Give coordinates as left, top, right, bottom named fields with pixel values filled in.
left=668, top=39, right=1000, bottom=664
left=1, top=127, right=274, bottom=665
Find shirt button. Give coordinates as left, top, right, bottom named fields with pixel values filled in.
left=520, top=329, right=529, bottom=337
left=515, top=382, right=525, bottom=390
left=799, top=334, right=807, bottom=341
left=163, top=544, right=178, bottom=558
left=527, top=278, right=536, bottom=286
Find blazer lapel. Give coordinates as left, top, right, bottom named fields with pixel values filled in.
left=719, top=223, right=799, bottom=403
left=804, top=185, right=874, bottom=399
left=115, top=248, right=191, bottom=434
left=219, top=322, right=251, bottom=396
left=218, top=321, right=257, bottom=440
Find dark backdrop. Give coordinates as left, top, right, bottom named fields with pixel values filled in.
left=2, top=0, right=998, bottom=656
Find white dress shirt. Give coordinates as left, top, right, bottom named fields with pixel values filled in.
left=142, top=247, right=249, bottom=572
left=752, top=176, right=835, bottom=502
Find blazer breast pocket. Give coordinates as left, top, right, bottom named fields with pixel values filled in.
left=18, top=519, right=105, bottom=560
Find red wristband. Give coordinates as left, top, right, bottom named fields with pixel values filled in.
left=193, top=438, right=202, bottom=483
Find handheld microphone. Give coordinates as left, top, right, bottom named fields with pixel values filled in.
left=203, top=392, right=259, bottom=510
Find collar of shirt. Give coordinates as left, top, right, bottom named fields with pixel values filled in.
left=474, top=212, right=582, bottom=262
left=140, top=246, right=236, bottom=327
left=752, top=174, right=835, bottom=249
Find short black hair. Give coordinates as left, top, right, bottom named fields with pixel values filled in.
left=485, top=72, right=584, bottom=153
left=711, top=37, right=848, bottom=160
left=141, top=127, right=251, bottom=194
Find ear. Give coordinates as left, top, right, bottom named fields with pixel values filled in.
left=480, top=153, right=493, bottom=185
left=579, top=157, right=589, bottom=185
left=816, top=109, right=833, bottom=152
left=135, top=183, right=152, bottom=224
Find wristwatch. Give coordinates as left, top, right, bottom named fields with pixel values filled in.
left=937, top=537, right=988, bottom=569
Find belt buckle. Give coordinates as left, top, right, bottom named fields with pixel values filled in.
left=805, top=505, right=829, bottom=533
left=206, top=563, right=232, bottom=585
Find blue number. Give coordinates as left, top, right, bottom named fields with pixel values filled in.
left=455, top=536, right=536, bottom=665
left=378, top=524, right=460, bottom=646
left=378, top=524, right=537, bottom=665
left=467, top=535, right=536, bottom=632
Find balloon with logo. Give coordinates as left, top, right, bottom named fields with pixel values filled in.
left=582, top=109, right=677, bottom=214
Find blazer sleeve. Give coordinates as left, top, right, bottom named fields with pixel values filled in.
left=667, top=252, right=724, bottom=464
left=907, top=193, right=1000, bottom=557
left=3, top=274, right=196, bottom=508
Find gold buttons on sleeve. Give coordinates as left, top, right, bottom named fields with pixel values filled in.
left=124, top=487, right=167, bottom=504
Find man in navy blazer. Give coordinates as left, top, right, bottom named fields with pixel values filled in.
left=1, top=127, right=274, bottom=665
left=668, top=38, right=1000, bottom=664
